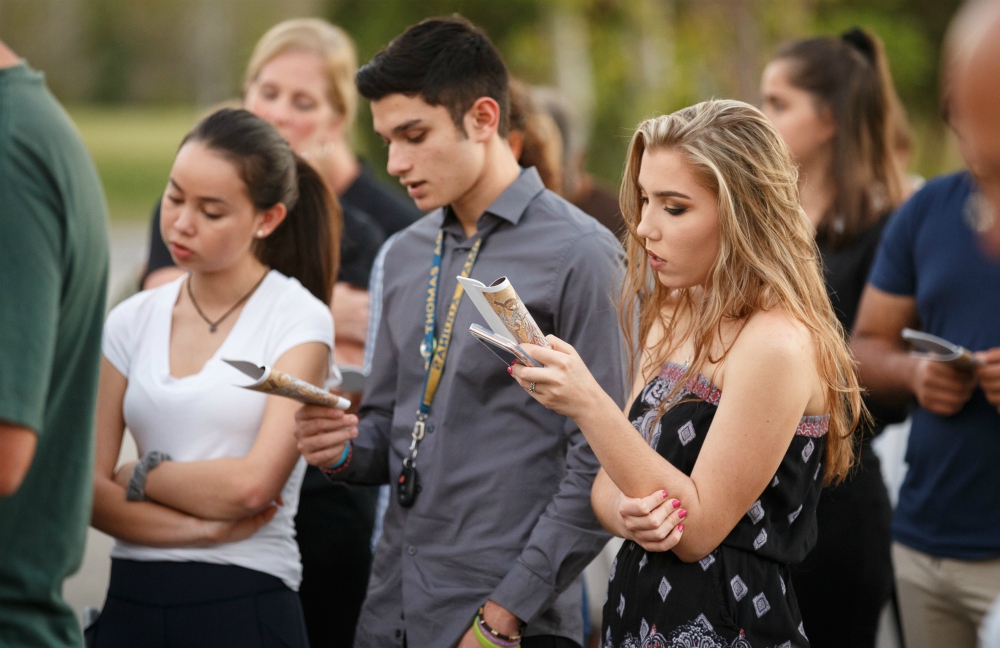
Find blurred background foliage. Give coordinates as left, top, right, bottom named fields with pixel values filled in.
left=0, top=0, right=964, bottom=223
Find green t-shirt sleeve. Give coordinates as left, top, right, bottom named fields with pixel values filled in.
left=0, top=142, right=62, bottom=434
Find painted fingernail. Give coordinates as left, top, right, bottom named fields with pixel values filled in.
left=661, top=490, right=668, bottom=499
left=678, top=509, right=687, bottom=519
left=672, top=500, right=680, bottom=509
left=507, top=366, right=513, bottom=375
left=678, top=524, right=684, bottom=532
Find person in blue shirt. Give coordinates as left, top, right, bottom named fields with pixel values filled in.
left=852, top=103, right=1000, bottom=646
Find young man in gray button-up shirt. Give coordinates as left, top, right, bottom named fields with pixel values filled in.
left=294, top=16, right=625, bottom=648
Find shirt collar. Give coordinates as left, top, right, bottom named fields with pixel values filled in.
left=441, top=167, right=545, bottom=238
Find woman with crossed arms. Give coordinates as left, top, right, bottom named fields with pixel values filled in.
left=90, top=108, right=339, bottom=647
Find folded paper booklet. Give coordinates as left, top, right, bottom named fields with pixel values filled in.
left=224, top=359, right=351, bottom=409
left=901, top=328, right=982, bottom=370
left=457, top=275, right=548, bottom=367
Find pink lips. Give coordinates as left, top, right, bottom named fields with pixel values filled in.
left=647, top=250, right=666, bottom=271
left=170, top=243, right=194, bottom=261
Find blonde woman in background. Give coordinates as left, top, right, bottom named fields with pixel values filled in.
left=141, top=20, right=421, bottom=648
left=512, top=100, right=863, bottom=646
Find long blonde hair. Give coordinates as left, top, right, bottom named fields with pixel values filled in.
left=245, top=18, right=358, bottom=130
left=618, top=100, right=863, bottom=484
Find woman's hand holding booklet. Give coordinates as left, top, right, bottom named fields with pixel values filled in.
left=458, top=275, right=548, bottom=367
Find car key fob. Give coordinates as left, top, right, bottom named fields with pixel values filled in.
left=397, top=459, right=420, bottom=508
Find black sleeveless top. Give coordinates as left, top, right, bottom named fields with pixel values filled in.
left=602, top=362, right=828, bottom=648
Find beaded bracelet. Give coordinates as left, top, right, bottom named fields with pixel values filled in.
left=471, top=607, right=520, bottom=648
left=321, top=441, right=352, bottom=475
left=473, top=620, right=519, bottom=648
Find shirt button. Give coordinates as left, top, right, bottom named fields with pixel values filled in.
left=408, top=545, right=417, bottom=555
left=395, top=629, right=402, bottom=639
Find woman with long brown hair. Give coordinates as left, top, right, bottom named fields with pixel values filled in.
left=760, top=28, right=909, bottom=647
left=511, top=99, right=862, bottom=645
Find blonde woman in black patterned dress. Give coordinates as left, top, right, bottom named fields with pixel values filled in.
left=511, top=100, right=863, bottom=648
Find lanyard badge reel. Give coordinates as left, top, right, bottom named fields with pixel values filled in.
left=398, top=232, right=481, bottom=508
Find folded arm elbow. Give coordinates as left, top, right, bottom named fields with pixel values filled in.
left=236, top=484, right=271, bottom=515
left=672, top=541, right=716, bottom=564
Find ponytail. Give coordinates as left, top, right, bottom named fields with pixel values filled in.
left=254, top=157, right=340, bottom=305
left=775, top=29, right=905, bottom=247
left=843, top=28, right=914, bottom=169
left=184, top=108, right=341, bottom=305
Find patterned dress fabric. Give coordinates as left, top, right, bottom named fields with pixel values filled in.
left=602, top=362, right=829, bottom=648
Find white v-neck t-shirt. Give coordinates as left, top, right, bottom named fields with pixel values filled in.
left=102, top=271, right=334, bottom=590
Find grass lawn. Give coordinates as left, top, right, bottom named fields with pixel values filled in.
left=68, top=105, right=199, bottom=223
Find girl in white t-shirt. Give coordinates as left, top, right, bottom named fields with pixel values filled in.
left=90, top=108, right=348, bottom=648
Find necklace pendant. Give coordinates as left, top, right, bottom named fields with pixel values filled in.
left=210, top=324, right=218, bottom=333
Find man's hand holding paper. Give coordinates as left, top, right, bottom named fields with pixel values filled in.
left=975, top=347, right=1000, bottom=412
left=294, top=405, right=359, bottom=469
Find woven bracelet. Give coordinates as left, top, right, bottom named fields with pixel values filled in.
left=321, top=442, right=352, bottom=475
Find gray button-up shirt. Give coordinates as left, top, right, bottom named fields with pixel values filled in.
left=334, top=168, right=625, bottom=647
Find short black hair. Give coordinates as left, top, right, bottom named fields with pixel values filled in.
left=356, top=15, right=510, bottom=137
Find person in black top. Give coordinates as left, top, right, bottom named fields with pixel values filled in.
left=511, top=99, right=865, bottom=647
left=142, top=19, right=419, bottom=648
left=760, top=28, right=911, bottom=648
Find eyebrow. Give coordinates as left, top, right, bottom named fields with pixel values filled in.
left=640, top=187, right=692, bottom=201
left=167, top=178, right=227, bottom=204
left=653, top=190, right=692, bottom=199
left=391, top=119, right=424, bottom=135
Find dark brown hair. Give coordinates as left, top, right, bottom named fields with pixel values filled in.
left=356, top=15, right=510, bottom=137
left=775, top=29, right=905, bottom=247
left=183, top=108, right=340, bottom=304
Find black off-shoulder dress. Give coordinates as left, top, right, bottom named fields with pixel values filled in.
left=602, top=362, right=828, bottom=648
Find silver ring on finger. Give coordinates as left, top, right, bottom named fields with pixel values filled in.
left=529, top=382, right=536, bottom=393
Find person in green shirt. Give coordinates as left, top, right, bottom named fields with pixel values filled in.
left=0, top=40, right=110, bottom=647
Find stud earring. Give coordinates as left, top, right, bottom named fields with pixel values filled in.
left=257, top=230, right=265, bottom=238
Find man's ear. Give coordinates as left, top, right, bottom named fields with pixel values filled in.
left=465, top=96, right=502, bottom=143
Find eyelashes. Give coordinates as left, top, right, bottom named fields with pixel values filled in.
left=640, top=196, right=688, bottom=215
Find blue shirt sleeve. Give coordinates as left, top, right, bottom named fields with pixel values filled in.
left=867, top=189, right=924, bottom=296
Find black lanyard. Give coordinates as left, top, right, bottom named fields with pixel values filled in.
left=398, top=229, right=482, bottom=508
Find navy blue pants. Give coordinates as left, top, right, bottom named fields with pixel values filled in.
left=88, top=559, right=309, bottom=648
